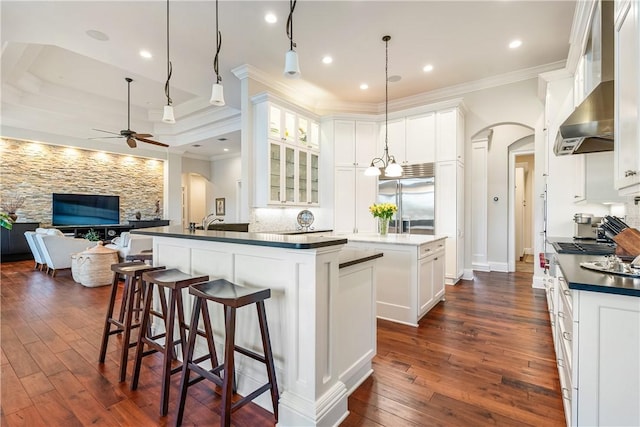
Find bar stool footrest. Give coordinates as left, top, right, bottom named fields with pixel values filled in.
left=235, top=345, right=267, bottom=364
left=232, top=382, right=272, bottom=413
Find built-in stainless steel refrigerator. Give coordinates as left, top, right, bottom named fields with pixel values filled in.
left=377, top=163, right=435, bottom=235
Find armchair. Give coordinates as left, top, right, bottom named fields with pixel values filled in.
left=24, top=228, right=48, bottom=270
left=105, top=232, right=153, bottom=261
left=34, top=229, right=97, bottom=276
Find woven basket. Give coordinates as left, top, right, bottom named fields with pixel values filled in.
left=74, top=242, right=119, bottom=287
left=71, top=254, right=81, bottom=283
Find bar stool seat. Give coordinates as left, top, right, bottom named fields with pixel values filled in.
left=99, top=261, right=165, bottom=383
left=176, top=279, right=279, bottom=427
left=130, top=268, right=209, bottom=416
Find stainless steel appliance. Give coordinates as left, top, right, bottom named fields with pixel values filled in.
left=574, top=213, right=602, bottom=240
left=378, top=163, right=435, bottom=235
left=552, top=241, right=615, bottom=255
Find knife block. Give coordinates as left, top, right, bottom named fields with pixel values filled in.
left=613, top=228, right=640, bottom=257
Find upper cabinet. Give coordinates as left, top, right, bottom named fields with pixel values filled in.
left=334, top=120, right=378, bottom=167
left=376, top=103, right=464, bottom=166
left=435, top=108, right=464, bottom=164
left=269, top=104, right=319, bottom=150
left=254, top=94, right=321, bottom=207
left=614, top=0, right=640, bottom=194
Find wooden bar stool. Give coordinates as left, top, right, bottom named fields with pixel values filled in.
left=98, top=261, right=165, bottom=383
left=125, top=250, right=153, bottom=263
left=130, top=268, right=209, bottom=416
left=176, top=279, right=279, bottom=427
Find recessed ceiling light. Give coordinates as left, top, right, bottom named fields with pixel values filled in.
left=509, top=39, right=522, bottom=49
left=223, top=148, right=229, bottom=152
left=360, top=83, right=369, bottom=90
left=265, top=13, right=277, bottom=23
left=423, top=64, right=434, bottom=72
left=139, top=50, right=152, bottom=59
left=86, top=29, right=109, bottom=41
left=322, top=56, right=333, bottom=64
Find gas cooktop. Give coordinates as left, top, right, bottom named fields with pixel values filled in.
left=552, top=241, right=616, bottom=255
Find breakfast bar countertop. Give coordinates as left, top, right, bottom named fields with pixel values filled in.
left=131, top=226, right=347, bottom=249
left=555, top=253, right=640, bottom=297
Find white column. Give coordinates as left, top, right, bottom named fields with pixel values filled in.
left=471, top=133, right=491, bottom=271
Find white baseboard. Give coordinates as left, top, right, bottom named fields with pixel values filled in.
left=462, top=269, right=475, bottom=280
left=471, top=263, right=490, bottom=272
left=489, top=262, right=509, bottom=272
left=532, top=275, right=546, bottom=289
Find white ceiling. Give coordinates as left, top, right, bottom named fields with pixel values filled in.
left=1, top=1, right=576, bottom=159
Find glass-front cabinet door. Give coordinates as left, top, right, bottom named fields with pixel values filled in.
left=269, top=142, right=282, bottom=203
left=284, top=145, right=295, bottom=203
left=269, top=105, right=282, bottom=140
left=310, top=152, right=319, bottom=204
left=298, top=151, right=308, bottom=203
left=258, top=98, right=320, bottom=206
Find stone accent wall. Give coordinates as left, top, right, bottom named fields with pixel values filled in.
left=0, top=138, right=164, bottom=226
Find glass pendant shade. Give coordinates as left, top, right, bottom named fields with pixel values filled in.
left=364, top=165, right=382, bottom=176
left=385, top=161, right=403, bottom=177
left=210, top=82, right=225, bottom=106
left=162, top=105, right=175, bottom=124
left=284, top=49, right=301, bottom=78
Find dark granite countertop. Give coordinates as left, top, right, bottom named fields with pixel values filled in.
left=339, top=249, right=383, bottom=269
left=131, top=226, right=347, bottom=249
left=555, top=253, right=640, bottom=297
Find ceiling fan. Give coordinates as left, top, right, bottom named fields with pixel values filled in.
left=92, top=77, right=169, bottom=148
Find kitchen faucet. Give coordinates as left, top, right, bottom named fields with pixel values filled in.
left=202, top=213, right=224, bottom=230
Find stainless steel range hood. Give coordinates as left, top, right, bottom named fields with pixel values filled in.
left=554, top=0, right=614, bottom=156
left=553, top=80, right=614, bottom=155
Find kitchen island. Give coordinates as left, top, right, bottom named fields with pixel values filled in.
left=341, top=233, right=448, bottom=326
left=131, top=226, right=380, bottom=426
left=548, top=253, right=640, bottom=426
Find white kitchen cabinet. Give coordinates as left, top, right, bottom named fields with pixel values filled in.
left=418, top=242, right=445, bottom=318
left=614, top=0, right=640, bottom=194
left=334, top=166, right=377, bottom=234
left=435, top=160, right=464, bottom=284
left=436, top=108, right=464, bottom=164
left=406, top=113, right=436, bottom=164
left=253, top=94, right=321, bottom=207
left=298, top=150, right=319, bottom=205
left=378, top=114, right=437, bottom=166
left=576, top=151, right=626, bottom=203
left=546, top=258, right=640, bottom=427
left=334, top=120, right=378, bottom=167
left=268, top=103, right=319, bottom=150
left=574, top=290, right=640, bottom=426
left=378, top=118, right=407, bottom=164
left=346, top=237, right=446, bottom=326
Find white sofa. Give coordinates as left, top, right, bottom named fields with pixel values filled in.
left=105, top=232, right=153, bottom=261
left=34, top=229, right=97, bottom=276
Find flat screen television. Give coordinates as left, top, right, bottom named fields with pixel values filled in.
left=52, top=193, right=120, bottom=226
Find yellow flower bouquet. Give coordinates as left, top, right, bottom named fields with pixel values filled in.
left=369, top=202, right=397, bottom=220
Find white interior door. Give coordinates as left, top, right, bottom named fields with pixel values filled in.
left=515, top=167, right=525, bottom=261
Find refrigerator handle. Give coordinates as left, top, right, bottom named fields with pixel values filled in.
left=396, top=181, right=402, bottom=234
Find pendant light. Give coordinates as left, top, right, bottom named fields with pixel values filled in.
left=284, top=0, right=300, bottom=78
left=365, top=35, right=402, bottom=177
left=210, top=0, right=225, bottom=106
left=161, top=0, right=175, bottom=123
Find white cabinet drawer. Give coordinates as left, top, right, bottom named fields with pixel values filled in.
left=419, top=241, right=444, bottom=259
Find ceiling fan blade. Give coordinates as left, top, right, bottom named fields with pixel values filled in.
left=88, top=136, right=123, bottom=140
left=126, top=137, right=137, bottom=148
left=132, top=133, right=152, bottom=138
left=136, top=136, right=169, bottom=148
left=92, top=128, right=121, bottom=136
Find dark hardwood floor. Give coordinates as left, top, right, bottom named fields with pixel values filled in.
left=1, top=261, right=564, bottom=426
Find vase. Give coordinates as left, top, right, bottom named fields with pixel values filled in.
left=8, top=213, right=17, bottom=222
left=378, top=217, right=390, bottom=236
